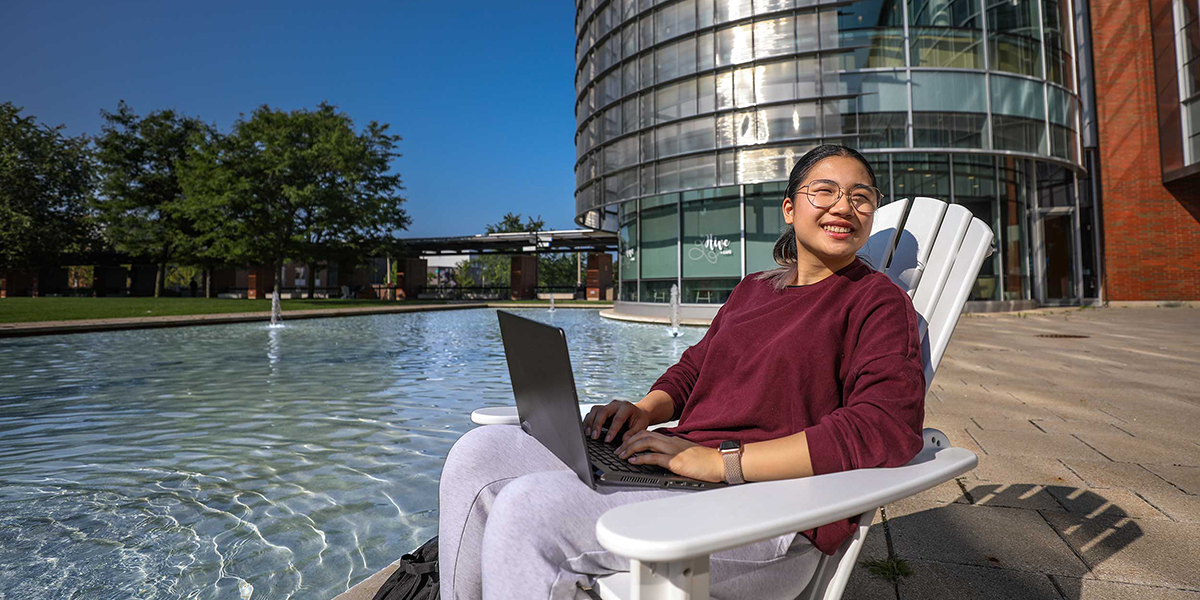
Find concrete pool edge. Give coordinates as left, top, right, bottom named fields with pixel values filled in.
left=598, top=309, right=714, bottom=327
left=0, top=302, right=615, bottom=338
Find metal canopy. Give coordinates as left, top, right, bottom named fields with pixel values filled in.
left=397, top=229, right=618, bottom=256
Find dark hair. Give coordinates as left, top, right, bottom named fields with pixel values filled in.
left=755, top=144, right=878, bottom=291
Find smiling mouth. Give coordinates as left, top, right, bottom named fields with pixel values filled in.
left=822, top=225, right=853, bottom=233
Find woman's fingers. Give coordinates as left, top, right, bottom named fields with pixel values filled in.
left=616, top=431, right=672, bottom=457
left=584, top=405, right=613, bottom=438
left=585, top=400, right=630, bottom=439
left=627, top=451, right=670, bottom=469
left=605, top=405, right=637, bottom=443
left=582, top=406, right=600, bottom=436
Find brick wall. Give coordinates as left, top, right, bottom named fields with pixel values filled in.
left=1091, top=0, right=1200, bottom=301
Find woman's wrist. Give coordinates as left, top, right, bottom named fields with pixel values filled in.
left=634, top=390, right=676, bottom=425
left=712, top=447, right=726, bottom=482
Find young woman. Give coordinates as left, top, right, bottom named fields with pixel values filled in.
left=438, top=145, right=926, bottom=600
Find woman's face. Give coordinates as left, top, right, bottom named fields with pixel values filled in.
left=782, top=155, right=876, bottom=265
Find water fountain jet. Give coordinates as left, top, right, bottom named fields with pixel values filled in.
left=269, top=266, right=284, bottom=328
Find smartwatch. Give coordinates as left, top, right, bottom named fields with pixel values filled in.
left=719, top=440, right=745, bottom=485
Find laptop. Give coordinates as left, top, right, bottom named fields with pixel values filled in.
left=496, top=310, right=726, bottom=491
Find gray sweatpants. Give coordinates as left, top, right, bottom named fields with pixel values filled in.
left=438, top=425, right=820, bottom=600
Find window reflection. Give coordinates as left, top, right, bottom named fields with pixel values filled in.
left=953, top=155, right=1001, bottom=300
left=619, top=201, right=639, bottom=301
left=1042, top=0, right=1074, bottom=88
left=987, top=0, right=1042, bottom=77
left=994, top=115, right=1046, bottom=153
left=992, top=76, right=1047, bottom=153
left=997, top=157, right=1029, bottom=300
left=682, top=188, right=742, bottom=284
left=836, top=0, right=905, bottom=69
left=744, top=182, right=789, bottom=274
left=913, top=112, right=987, bottom=147
left=911, top=72, right=987, bottom=147
left=717, top=23, right=754, bottom=66
left=639, top=194, right=679, bottom=287
left=908, top=0, right=983, bottom=68
left=893, top=153, right=950, bottom=198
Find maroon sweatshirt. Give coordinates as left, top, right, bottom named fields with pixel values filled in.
left=650, top=259, right=926, bottom=555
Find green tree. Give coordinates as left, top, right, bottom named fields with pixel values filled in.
left=0, top=103, right=97, bottom=273
left=451, top=259, right=477, bottom=287
left=485, top=212, right=544, bottom=234
left=538, top=253, right=578, bottom=287
left=473, top=212, right=546, bottom=287
left=172, top=125, right=232, bottom=298
left=179, top=102, right=409, bottom=304
left=94, top=101, right=211, bottom=297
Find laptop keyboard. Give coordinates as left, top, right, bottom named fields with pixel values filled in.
left=585, top=436, right=668, bottom=475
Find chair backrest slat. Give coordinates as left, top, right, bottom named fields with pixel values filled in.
left=885, top=197, right=948, bottom=296
left=910, top=204, right=973, bottom=338
left=859, top=198, right=909, bottom=270
left=922, top=218, right=994, bottom=386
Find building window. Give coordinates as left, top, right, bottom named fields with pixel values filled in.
left=893, top=153, right=951, bottom=198
left=908, top=0, right=984, bottom=68
left=953, top=155, right=1002, bottom=300
left=682, top=187, right=742, bottom=303
left=1047, top=86, right=1079, bottom=161
left=837, top=0, right=906, bottom=70
left=987, top=0, right=1043, bottom=78
left=997, top=156, right=1030, bottom=300
left=686, top=187, right=739, bottom=272
left=639, top=193, right=679, bottom=302
left=911, top=72, right=988, bottom=148
left=991, top=75, right=1047, bottom=154
left=1042, top=0, right=1074, bottom=89
left=619, top=200, right=639, bottom=301
left=744, top=182, right=789, bottom=274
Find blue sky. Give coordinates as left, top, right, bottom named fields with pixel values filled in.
left=1, top=1, right=578, bottom=238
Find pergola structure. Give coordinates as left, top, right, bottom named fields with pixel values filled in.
left=394, top=229, right=618, bottom=301
left=397, top=229, right=617, bottom=256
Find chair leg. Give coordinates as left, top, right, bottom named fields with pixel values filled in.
left=628, top=556, right=710, bottom=600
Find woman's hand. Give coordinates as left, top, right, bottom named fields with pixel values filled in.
left=583, top=399, right=652, bottom=443
left=615, top=431, right=724, bottom=483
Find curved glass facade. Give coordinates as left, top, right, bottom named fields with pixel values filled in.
left=575, top=0, right=1096, bottom=307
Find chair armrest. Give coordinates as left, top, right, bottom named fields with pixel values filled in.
left=470, top=406, right=522, bottom=425
left=470, top=404, right=678, bottom=428
left=595, top=444, right=977, bottom=563
left=471, top=405, right=605, bottom=425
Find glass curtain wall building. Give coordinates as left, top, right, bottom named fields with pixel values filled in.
left=574, top=0, right=1098, bottom=313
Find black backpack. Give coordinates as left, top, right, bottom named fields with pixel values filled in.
left=371, top=536, right=440, bottom=600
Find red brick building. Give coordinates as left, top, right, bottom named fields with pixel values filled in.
left=1092, top=0, right=1200, bottom=301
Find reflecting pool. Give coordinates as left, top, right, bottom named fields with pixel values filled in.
left=0, top=308, right=704, bottom=599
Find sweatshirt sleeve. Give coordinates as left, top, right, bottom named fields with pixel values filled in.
left=803, top=285, right=926, bottom=476
left=648, top=281, right=741, bottom=420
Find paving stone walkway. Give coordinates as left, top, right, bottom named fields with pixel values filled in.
left=846, top=306, right=1200, bottom=600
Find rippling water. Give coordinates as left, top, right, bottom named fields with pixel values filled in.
left=0, top=308, right=704, bottom=599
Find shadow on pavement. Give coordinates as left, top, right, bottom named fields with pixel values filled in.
left=877, top=483, right=1144, bottom=599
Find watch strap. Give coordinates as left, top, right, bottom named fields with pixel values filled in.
left=721, top=443, right=745, bottom=485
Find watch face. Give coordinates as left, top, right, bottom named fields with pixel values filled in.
left=719, top=440, right=740, bottom=452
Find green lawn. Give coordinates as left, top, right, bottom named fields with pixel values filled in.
left=0, top=297, right=610, bottom=324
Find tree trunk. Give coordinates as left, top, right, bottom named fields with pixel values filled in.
left=155, top=260, right=166, bottom=298
left=204, top=268, right=213, bottom=299
left=307, top=261, right=317, bottom=299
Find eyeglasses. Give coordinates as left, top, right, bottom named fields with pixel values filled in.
left=798, top=179, right=883, bottom=215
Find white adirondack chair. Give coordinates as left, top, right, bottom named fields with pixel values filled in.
left=470, top=197, right=993, bottom=600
